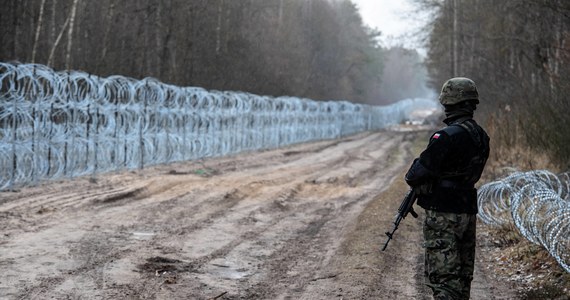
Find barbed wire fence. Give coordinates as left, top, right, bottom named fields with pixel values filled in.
left=0, top=62, right=437, bottom=191
left=478, top=170, right=570, bottom=273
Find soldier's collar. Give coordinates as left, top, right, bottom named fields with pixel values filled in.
left=444, top=115, right=472, bottom=125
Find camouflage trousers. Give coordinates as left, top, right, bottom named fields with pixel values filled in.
left=423, top=209, right=476, bottom=300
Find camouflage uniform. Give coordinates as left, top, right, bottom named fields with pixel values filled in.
left=424, top=210, right=476, bottom=300
left=405, top=77, right=490, bottom=300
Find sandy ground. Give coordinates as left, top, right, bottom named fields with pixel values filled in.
left=0, top=130, right=515, bottom=299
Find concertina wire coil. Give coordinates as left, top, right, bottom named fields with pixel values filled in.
left=2, top=63, right=568, bottom=273
left=478, top=170, right=570, bottom=273
left=0, top=62, right=436, bottom=191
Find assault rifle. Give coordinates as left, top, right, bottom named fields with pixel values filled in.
left=381, top=188, right=418, bottom=251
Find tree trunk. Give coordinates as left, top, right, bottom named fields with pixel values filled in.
left=32, top=0, right=47, bottom=63
left=98, top=0, right=116, bottom=74
left=48, top=16, right=70, bottom=67
left=12, top=0, right=19, bottom=59
left=65, top=0, right=80, bottom=69
left=144, top=2, right=152, bottom=76
left=51, top=0, right=57, bottom=46
left=468, top=0, right=478, bottom=71
left=156, top=1, right=163, bottom=78
left=452, top=0, right=458, bottom=76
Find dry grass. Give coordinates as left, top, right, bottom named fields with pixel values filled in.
left=480, top=224, right=570, bottom=299
left=483, top=115, right=562, bottom=176
left=486, top=144, right=558, bottom=177
left=477, top=121, right=569, bottom=298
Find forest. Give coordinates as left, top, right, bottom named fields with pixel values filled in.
left=1, top=0, right=569, bottom=167
left=420, top=0, right=570, bottom=169
left=0, top=0, right=428, bottom=105
left=1, top=1, right=569, bottom=296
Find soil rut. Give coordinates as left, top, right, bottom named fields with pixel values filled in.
left=0, top=130, right=513, bottom=299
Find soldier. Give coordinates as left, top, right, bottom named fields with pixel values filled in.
left=405, top=77, right=490, bottom=299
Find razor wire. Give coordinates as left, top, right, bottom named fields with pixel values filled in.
left=478, top=170, right=570, bottom=273
left=0, top=62, right=437, bottom=191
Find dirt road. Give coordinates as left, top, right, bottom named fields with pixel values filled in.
left=0, top=130, right=512, bottom=299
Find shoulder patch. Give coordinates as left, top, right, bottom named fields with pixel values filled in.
left=432, top=133, right=441, bottom=139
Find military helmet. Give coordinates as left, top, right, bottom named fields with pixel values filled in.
left=438, top=77, right=479, bottom=105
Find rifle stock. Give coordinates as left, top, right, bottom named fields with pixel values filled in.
left=381, top=188, right=418, bottom=251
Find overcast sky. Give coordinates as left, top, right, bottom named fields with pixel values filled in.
left=352, top=0, right=426, bottom=51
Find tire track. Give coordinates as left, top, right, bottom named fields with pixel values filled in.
left=1, top=131, right=422, bottom=299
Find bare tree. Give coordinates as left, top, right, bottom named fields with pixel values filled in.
left=2, top=0, right=389, bottom=106
left=422, top=0, right=570, bottom=166
left=65, top=0, right=80, bottom=69
left=31, top=0, right=47, bottom=63
left=47, top=15, right=70, bottom=67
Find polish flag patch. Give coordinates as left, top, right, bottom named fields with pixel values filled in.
left=432, top=133, right=441, bottom=139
